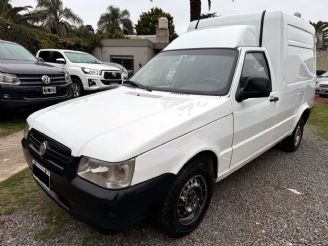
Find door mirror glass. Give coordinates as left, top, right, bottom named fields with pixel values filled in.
left=55, top=58, right=66, bottom=64
left=37, top=57, right=44, bottom=62
left=236, top=77, right=271, bottom=102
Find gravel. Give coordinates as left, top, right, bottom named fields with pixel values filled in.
left=1, top=128, right=327, bottom=245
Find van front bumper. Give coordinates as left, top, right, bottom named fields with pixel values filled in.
left=22, top=138, right=175, bottom=231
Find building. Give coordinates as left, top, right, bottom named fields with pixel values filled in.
left=93, top=18, right=170, bottom=74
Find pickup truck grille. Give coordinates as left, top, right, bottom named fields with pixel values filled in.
left=27, top=129, right=72, bottom=175
left=104, top=71, right=121, bottom=80
left=17, top=74, right=66, bottom=85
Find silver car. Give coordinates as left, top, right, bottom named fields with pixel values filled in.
left=316, top=72, right=328, bottom=97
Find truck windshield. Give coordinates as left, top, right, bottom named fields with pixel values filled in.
left=0, top=42, right=36, bottom=62
left=130, top=49, right=238, bottom=95
left=64, top=52, right=102, bottom=64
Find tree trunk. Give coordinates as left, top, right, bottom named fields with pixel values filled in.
left=190, top=0, right=201, bottom=22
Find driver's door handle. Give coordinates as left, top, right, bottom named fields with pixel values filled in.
left=270, top=96, right=279, bottom=102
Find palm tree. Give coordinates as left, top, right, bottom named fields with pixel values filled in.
left=98, top=6, right=133, bottom=35
left=310, top=21, right=328, bottom=50
left=0, top=0, right=31, bottom=23
left=31, top=0, right=83, bottom=37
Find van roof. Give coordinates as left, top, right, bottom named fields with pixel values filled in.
left=165, top=10, right=314, bottom=51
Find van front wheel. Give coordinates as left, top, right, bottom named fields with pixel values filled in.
left=159, top=161, right=212, bottom=237
left=280, top=118, right=305, bottom=152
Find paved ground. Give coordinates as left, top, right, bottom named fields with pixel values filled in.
left=0, top=131, right=27, bottom=182
left=1, top=127, right=327, bottom=245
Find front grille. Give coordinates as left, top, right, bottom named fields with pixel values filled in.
left=27, top=129, right=72, bottom=175
left=17, top=73, right=66, bottom=85
left=319, top=84, right=328, bottom=88
left=103, top=71, right=121, bottom=80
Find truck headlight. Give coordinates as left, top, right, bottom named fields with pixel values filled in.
left=77, top=157, right=135, bottom=189
left=81, top=68, right=101, bottom=76
left=0, top=73, right=20, bottom=85
left=64, top=71, right=71, bottom=83
left=24, top=122, right=30, bottom=139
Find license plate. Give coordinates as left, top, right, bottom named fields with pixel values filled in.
left=32, top=160, right=50, bottom=190
left=42, top=86, right=56, bottom=95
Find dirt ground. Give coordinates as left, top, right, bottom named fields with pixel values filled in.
left=0, top=131, right=27, bottom=182
left=315, top=95, right=328, bottom=105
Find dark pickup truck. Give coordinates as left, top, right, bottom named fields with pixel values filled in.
left=0, top=40, right=73, bottom=109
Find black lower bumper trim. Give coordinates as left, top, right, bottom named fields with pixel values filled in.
left=22, top=139, right=176, bottom=230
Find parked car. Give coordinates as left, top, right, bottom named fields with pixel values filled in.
left=103, top=62, right=132, bottom=81
left=22, top=11, right=315, bottom=237
left=316, top=71, right=328, bottom=97
left=36, top=49, right=122, bottom=97
left=0, top=40, right=73, bottom=110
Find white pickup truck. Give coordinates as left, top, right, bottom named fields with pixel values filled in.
left=36, top=49, right=122, bottom=97
left=23, top=11, right=315, bottom=236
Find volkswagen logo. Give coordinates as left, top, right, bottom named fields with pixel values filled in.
left=42, top=75, right=51, bottom=85
left=39, top=141, right=48, bottom=157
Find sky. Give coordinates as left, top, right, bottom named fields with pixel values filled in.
left=11, top=0, right=328, bottom=34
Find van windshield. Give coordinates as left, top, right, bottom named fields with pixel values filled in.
left=0, top=42, right=37, bottom=62
left=130, top=49, right=238, bottom=95
left=64, top=52, right=102, bottom=64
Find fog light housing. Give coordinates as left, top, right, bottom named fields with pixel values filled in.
left=3, top=94, right=11, bottom=99
left=88, top=79, right=97, bottom=87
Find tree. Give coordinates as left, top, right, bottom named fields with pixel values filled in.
left=97, top=5, right=133, bottom=35
left=0, top=0, right=31, bottom=24
left=30, top=0, right=83, bottom=37
left=310, top=21, right=328, bottom=50
left=135, top=7, right=178, bottom=41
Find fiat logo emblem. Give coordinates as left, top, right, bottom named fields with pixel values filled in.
left=39, top=141, right=48, bottom=156
left=42, top=75, right=51, bottom=85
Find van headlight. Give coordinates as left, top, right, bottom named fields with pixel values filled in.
left=0, top=73, right=20, bottom=85
left=77, top=157, right=135, bottom=189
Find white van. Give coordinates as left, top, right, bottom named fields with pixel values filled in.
left=36, top=49, right=122, bottom=97
left=23, top=11, right=315, bottom=236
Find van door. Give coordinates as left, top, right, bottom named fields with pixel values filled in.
left=230, top=49, right=278, bottom=168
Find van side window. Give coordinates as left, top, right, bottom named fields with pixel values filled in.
left=240, top=52, right=271, bottom=89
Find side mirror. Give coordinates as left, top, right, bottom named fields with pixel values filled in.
left=55, top=58, right=66, bottom=64
left=37, top=57, right=44, bottom=62
left=236, top=77, right=271, bottom=102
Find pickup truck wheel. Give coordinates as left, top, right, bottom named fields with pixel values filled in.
left=280, top=118, right=305, bottom=152
left=72, top=77, right=83, bottom=97
left=159, top=161, right=212, bottom=237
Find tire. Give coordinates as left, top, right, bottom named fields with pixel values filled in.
left=159, top=160, right=213, bottom=237
left=71, top=77, right=84, bottom=97
left=280, top=118, right=305, bottom=152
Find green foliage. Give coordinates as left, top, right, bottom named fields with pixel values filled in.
left=97, top=5, right=133, bottom=37
left=0, top=18, right=101, bottom=54
left=135, top=7, right=178, bottom=41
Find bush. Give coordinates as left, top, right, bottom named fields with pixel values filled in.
left=0, top=18, right=101, bottom=55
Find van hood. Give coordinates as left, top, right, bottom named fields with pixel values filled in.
left=73, top=63, right=120, bottom=71
left=0, top=60, right=64, bottom=74
left=28, top=87, right=232, bottom=162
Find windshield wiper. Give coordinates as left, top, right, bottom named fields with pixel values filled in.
left=123, top=80, right=152, bottom=92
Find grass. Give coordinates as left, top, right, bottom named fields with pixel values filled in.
left=0, top=111, right=31, bottom=137
left=0, top=117, right=26, bottom=137
left=308, top=104, right=328, bottom=142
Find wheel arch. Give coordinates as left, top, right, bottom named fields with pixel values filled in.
left=178, top=150, right=219, bottom=181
